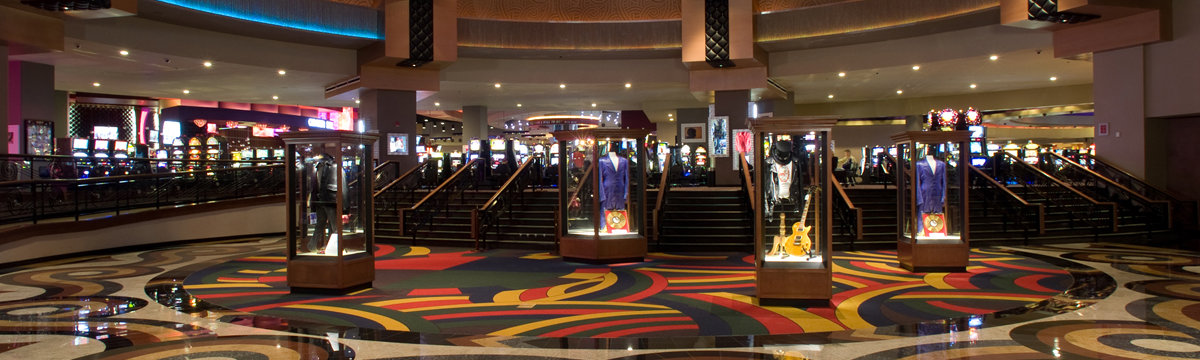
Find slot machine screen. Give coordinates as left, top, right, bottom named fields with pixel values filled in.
left=489, top=139, right=505, bottom=151
left=970, top=142, right=982, bottom=154
left=971, top=158, right=987, bottom=167
left=272, top=149, right=286, bottom=159
left=94, top=140, right=110, bottom=151
left=255, top=149, right=269, bottom=158
left=72, top=138, right=89, bottom=150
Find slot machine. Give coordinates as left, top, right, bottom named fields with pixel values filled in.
left=255, top=149, right=271, bottom=166
left=92, top=139, right=112, bottom=176
left=112, top=140, right=130, bottom=175
left=967, top=125, right=987, bottom=167
left=169, top=138, right=186, bottom=172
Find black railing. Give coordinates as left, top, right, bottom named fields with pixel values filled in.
left=968, top=165, right=1045, bottom=244
left=1042, top=152, right=1171, bottom=235
left=473, top=158, right=541, bottom=250
left=0, top=164, right=284, bottom=225
left=995, top=152, right=1117, bottom=240
left=1090, top=157, right=1198, bottom=233
left=400, top=159, right=482, bottom=242
left=372, top=161, right=401, bottom=193
left=0, top=153, right=283, bottom=182
left=831, top=170, right=863, bottom=247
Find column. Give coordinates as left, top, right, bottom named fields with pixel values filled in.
left=7, top=61, right=56, bottom=154
left=712, top=90, right=749, bottom=186
left=361, top=89, right=418, bottom=170
left=461, top=105, right=488, bottom=142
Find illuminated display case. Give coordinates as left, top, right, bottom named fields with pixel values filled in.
left=891, top=131, right=970, bottom=272
left=552, top=128, right=649, bottom=263
left=750, top=116, right=835, bottom=303
left=282, top=130, right=378, bottom=292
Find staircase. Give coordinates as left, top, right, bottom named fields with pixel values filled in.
left=373, top=189, right=428, bottom=243
left=840, top=187, right=896, bottom=248
left=476, top=189, right=557, bottom=249
left=403, top=189, right=495, bottom=247
left=655, top=188, right=753, bottom=251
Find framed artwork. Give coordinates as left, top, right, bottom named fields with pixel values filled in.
left=387, top=133, right=409, bottom=155
left=708, top=116, right=729, bottom=157
left=1097, top=123, right=1109, bottom=136
left=733, top=129, right=753, bottom=169
left=681, top=124, right=705, bottom=143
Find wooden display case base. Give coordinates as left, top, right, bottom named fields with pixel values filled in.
left=755, top=268, right=832, bottom=305
left=288, top=254, right=374, bottom=293
left=559, top=234, right=646, bottom=264
left=897, top=239, right=968, bottom=273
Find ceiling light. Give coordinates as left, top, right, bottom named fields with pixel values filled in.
left=1050, top=76, right=1058, bottom=81
left=272, top=95, right=279, bottom=100
left=516, top=103, right=522, bottom=107
left=183, top=89, right=190, bottom=94
left=912, top=65, right=920, bottom=71
left=969, top=84, right=977, bottom=89
left=827, top=94, right=834, bottom=99
left=434, top=102, right=440, bottom=106
left=92, top=82, right=100, bottom=87
left=669, top=118, right=675, bottom=122
left=668, top=113, right=673, bottom=117
left=119, top=50, right=129, bottom=56
left=277, top=69, right=287, bottom=75
left=989, top=55, right=999, bottom=61
left=625, top=83, right=632, bottom=88
left=203, top=61, right=213, bottom=68
left=494, top=83, right=501, bottom=88
left=591, top=103, right=597, bottom=107
left=559, top=84, right=566, bottom=89
left=837, top=72, right=846, bottom=77
left=355, top=99, right=360, bottom=104
left=896, top=90, right=904, bottom=95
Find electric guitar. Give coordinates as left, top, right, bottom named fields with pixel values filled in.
left=769, top=213, right=788, bottom=256
left=783, top=191, right=814, bottom=256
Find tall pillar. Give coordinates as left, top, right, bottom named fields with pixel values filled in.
left=361, top=89, right=418, bottom=170
left=462, top=105, right=488, bottom=142
left=712, top=90, right=749, bottom=186
left=1092, top=46, right=1147, bottom=177
left=1, top=45, right=8, bottom=154
left=7, top=61, right=55, bottom=154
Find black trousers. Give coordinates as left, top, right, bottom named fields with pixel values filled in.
left=309, top=204, right=338, bottom=252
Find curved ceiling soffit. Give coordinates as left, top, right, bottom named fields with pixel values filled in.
left=757, top=0, right=1000, bottom=43
left=457, top=19, right=682, bottom=52
left=457, top=0, right=682, bottom=22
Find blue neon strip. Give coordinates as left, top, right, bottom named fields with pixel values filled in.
left=157, top=0, right=382, bottom=40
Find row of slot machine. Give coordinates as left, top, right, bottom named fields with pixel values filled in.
left=158, top=136, right=284, bottom=172
left=55, top=138, right=149, bottom=178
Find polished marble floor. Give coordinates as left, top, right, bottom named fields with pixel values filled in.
left=0, top=237, right=1196, bottom=359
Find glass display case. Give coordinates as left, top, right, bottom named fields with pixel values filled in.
left=552, top=129, right=649, bottom=263
left=282, top=130, right=378, bottom=292
left=750, top=116, right=835, bottom=303
left=891, top=131, right=970, bottom=272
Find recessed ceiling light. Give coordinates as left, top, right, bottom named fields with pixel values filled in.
left=119, top=50, right=129, bottom=56
left=896, top=90, right=904, bottom=95
left=434, top=102, right=440, bottom=106
left=668, top=113, right=673, bottom=117
left=828, top=94, right=834, bottom=99
left=203, top=61, right=213, bottom=68
left=591, top=103, right=597, bottom=107
left=355, top=99, right=360, bottom=104
left=559, top=84, right=566, bottom=89
left=837, top=72, right=846, bottom=77
left=494, top=83, right=501, bottom=88
left=624, top=83, right=632, bottom=88
left=969, top=84, right=977, bottom=89
left=517, top=103, right=522, bottom=107
left=912, top=65, right=920, bottom=71
left=92, top=82, right=101, bottom=87
left=1050, top=76, right=1058, bottom=81
left=183, top=89, right=190, bottom=94
left=669, top=118, right=675, bottom=122
left=989, top=55, right=999, bottom=61
left=277, top=69, right=287, bottom=75
left=272, top=95, right=279, bottom=100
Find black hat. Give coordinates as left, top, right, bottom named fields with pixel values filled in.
left=771, top=140, right=793, bottom=162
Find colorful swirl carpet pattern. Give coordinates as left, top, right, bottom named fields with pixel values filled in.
left=183, top=246, right=1071, bottom=338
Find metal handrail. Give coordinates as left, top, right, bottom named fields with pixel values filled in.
left=651, top=160, right=672, bottom=244
left=0, top=153, right=283, bottom=182
left=1044, top=152, right=1171, bottom=233
left=998, top=152, right=1118, bottom=237
left=400, top=159, right=482, bottom=242
left=830, top=170, right=864, bottom=245
left=373, top=161, right=433, bottom=199
left=968, top=165, right=1045, bottom=243
left=1091, top=156, right=1198, bottom=232
left=0, top=164, right=284, bottom=225
left=473, top=158, right=538, bottom=250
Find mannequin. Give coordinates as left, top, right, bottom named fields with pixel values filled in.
left=598, top=143, right=629, bottom=211
left=764, top=140, right=803, bottom=214
left=915, top=152, right=946, bottom=214
left=309, top=154, right=338, bottom=252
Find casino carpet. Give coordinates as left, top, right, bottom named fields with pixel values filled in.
left=183, top=245, right=1072, bottom=338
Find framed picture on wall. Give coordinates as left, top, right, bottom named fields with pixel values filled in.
left=681, top=124, right=705, bottom=143
left=708, top=116, right=729, bottom=157
left=387, top=133, right=409, bottom=155
left=733, top=129, right=753, bottom=169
